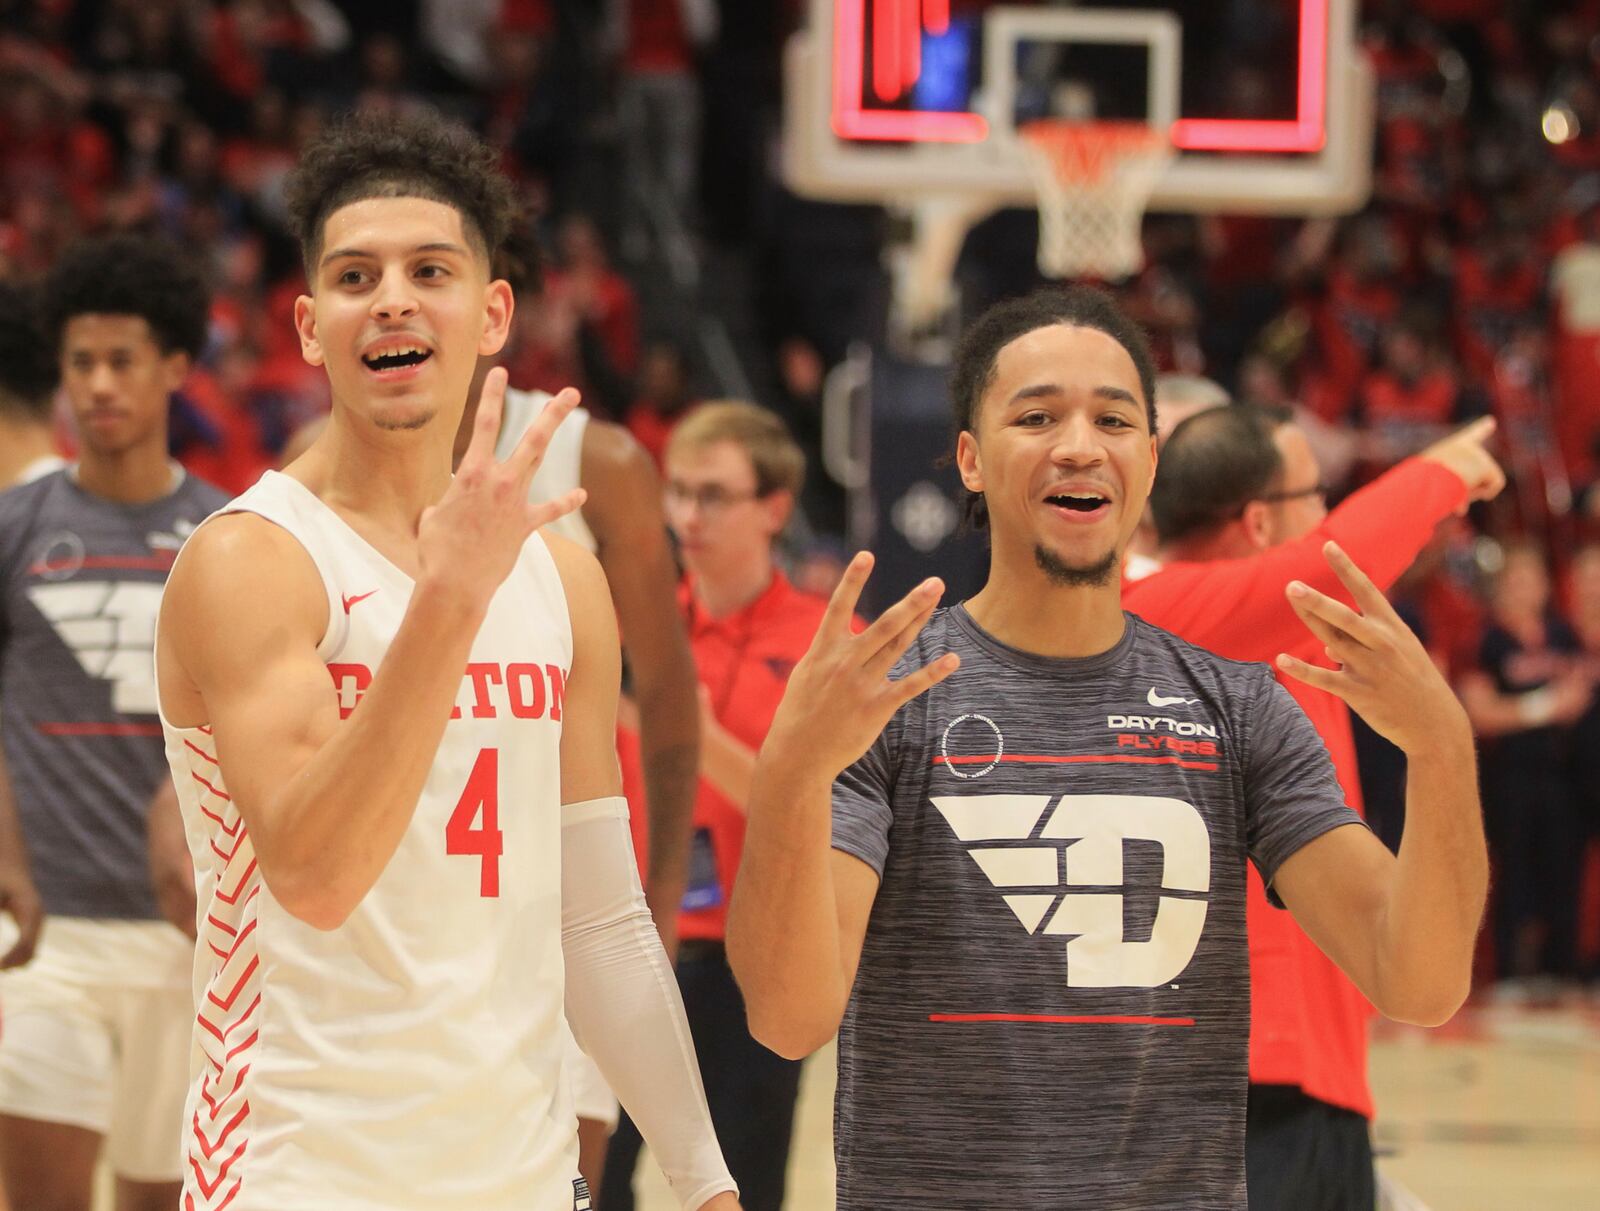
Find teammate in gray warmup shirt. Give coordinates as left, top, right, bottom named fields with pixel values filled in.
left=727, top=285, right=1488, bottom=1211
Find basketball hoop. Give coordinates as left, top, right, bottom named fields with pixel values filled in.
left=1017, top=120, right=1174, bottom=281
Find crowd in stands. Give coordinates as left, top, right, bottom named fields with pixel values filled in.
left=3, top=0, right=1600, bottom=992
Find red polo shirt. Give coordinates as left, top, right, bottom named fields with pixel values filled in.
left=619, top=572, right=839, bottom=941
left=1124, top=457, right=1467, bottom=1119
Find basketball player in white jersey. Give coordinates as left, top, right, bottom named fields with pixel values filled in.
left=154, top=110, right=738, bottom=1211
left=454, top=228, right=701, bottom=1198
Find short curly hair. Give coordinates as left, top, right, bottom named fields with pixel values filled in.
left=284, top=109, right=518, bottom=278
left=950, top=285, right=1158, bottom=528
left=0, top=279, right=59, bottom=421
left=43, top=233, right=211, bottom=360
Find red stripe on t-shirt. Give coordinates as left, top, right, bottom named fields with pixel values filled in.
left=930, top=1012, right=1195, bottom=1027
left=36, top=722, right=163, bottom=737
left=28, top=554, right=175, bottom=575
left=933, top=753, right=1219, bottom=772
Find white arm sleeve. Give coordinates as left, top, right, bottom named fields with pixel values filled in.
left=561, top=797, right=737, bottom=1210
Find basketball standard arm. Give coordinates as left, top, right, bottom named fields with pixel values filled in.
left=549, top=538, right=737, bottom=1211
left=582, top=423, right=700, bottom=956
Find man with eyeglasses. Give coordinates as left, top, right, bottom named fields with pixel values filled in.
left=601, top=400, right=848, bottom=1211
left=1124, top=402, right=1506, bottom=1209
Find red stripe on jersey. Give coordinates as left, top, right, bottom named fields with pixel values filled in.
left=934, top=753, right=1220, bottom=772
left=192, top=1102, right=250, bottom=1159
left=214, top=860, right=257, bottom=905
left=188, top=1139, right=247, bottom=1198
left=207, top=917, right=257, bottom=964
left=206, top=958, right=260, bottom=1012
left=197, top=802, right=242, bottom=838
left=191, top=771, right=231, bottom=802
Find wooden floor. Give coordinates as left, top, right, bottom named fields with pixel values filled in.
left=83, top=996, right=1599, bottom=1209
left=633, top=996, right=1600, bottom=1211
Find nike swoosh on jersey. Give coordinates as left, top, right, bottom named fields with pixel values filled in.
left=342, top=590, right=379, bottom=614
left=1147, top=688, right=1199, bottom=708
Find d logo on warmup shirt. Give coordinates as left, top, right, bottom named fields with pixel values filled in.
left=932, top=792, right=1210, bottom=988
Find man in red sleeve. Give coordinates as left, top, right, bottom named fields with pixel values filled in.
left=1125, top=405, right=1505, bottom=1208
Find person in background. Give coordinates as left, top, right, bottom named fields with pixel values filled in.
left=1459, top=542, right=1592, bottom=996
left=0, top=280, right=64, bottom=489
left=1129, top=404, right=1504, bottom=1209
left=626, top=338, right=699, bottom=468
left=453, top=222, right=701, bottom=1200
left=728, top=285, right=1488, bottom=1211
left=603, top=401, right=836, bottom=1211
left=0, top=277, right=61, bottom=1211
left=1566, top=543, right=1600, bottom=985
left=1122, top=372, right=1230, bottom=580
left=0, top=232, right=228, bottom=1211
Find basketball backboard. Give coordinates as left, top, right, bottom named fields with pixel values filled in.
left=784, top=0, right=1374, bottom=215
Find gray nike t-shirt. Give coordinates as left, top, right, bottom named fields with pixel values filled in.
left=831, top=606, right=1363, bottom=1211
left=0, top=468, right=227, bottom=919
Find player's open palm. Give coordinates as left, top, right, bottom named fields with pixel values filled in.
left=1276, top=541, right=1470, bottom=753
left=418, top=368, right=586, bottom=606
left=764, top=552, right=959, bottom=779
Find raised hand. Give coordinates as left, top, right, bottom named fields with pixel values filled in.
left=1420, top=416, right=1506, bottom=509
left=0, top=855, right=40, bottom=969
left=418, top=368, right=586, bottom=609
left=762, top=552, right=960, bottom=779
left=1275, top=541, right=1470, bottom=753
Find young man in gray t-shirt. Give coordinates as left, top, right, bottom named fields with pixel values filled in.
left=727, top=286, right=1488, bottom=1210
left=0, top=235, right=228, bottom=1211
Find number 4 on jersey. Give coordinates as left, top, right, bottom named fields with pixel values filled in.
left=447, top=748, right=503, bottom=897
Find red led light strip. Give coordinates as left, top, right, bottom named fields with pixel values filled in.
left=833, top=0, right=1328, bottom=154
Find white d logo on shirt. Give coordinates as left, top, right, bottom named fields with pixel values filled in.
left=932, top=793, right=1210, bottom=988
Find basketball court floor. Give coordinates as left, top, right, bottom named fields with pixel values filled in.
left=79, top=996, right=1598, bottom=1209
left=629, top=1000, right=1600, bottom=1210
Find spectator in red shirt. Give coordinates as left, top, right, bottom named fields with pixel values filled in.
left=1304, top=217, right=1406, bottom=411
left=1126, top=404, right=1506, bottom=1209
left=626, top=338, right=699, bottom=467
left=1355, top=319, right=1469, bottom=470
left=1453, top=224, right=1545, bottom=381
left=548, top=213, right=641, bottom=377
left=606, top=400, right=841, bottom=1211
left=1550, top=205, right=1600, bottom=486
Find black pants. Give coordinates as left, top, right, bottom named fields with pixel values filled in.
left=598, top=941, right=803, bottom=1211
left=1246, top=1084, right=1375, bottom=1211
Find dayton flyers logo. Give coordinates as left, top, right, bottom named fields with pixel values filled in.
left=932, top=793, right=1209, bottom=988
left=26, top=582, right=164, bottom=713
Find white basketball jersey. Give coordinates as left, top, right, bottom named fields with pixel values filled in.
left=501, top=387, right=598, bottom=555
left=160, top=471, right=581, bottom=1211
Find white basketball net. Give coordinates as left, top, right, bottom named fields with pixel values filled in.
left=1018, top=120, right=1174, bottom=281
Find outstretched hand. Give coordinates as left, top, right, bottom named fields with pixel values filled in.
left=1276, top=541, right=1470, bottom=753
left=418, top=369, right=587, bottom=607
left=762, top=552, right=960, bottom=780
left=1420, top=416, right=1506, bottom=510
